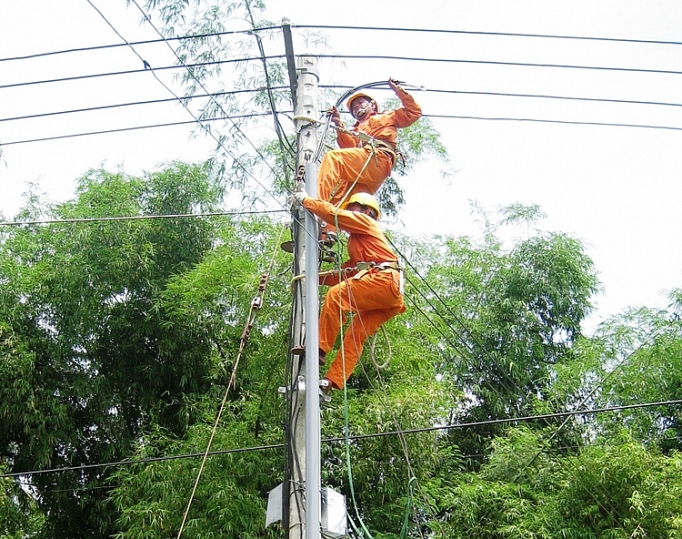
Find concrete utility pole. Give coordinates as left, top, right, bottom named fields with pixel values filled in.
left=287, top=54, right=321, bottom=539
left=266, top=27, right=346, bottom=537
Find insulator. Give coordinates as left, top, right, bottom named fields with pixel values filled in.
left=251, top=296, right=263, bottom=310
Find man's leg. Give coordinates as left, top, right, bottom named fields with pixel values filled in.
left=318, top=148, right=392, bottom=208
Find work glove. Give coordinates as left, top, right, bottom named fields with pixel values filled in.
left=287, top=190, right=307, bottom=210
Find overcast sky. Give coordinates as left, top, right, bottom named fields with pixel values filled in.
left=1, top=0, right=681, bottom=333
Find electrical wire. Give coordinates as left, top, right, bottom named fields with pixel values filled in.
left=0, top=209, right=286, bottom=227
left=0, top=113, right=280, bottom=147
left=85, top=0, right=286, bottom=214
left=5, top=23, right=681, bottom=66
left=388, top=238, right=654, bottom=528
left=0, top=88, right=287, bottom=123
left=316, top=53, right=682, bottom=76
left=5, top=398, right=679, bottom=479
left=126, top=0, right=282, bottom=186
left=0, top=27, right=281, bottom=63
left=296, top=25, right=682, bottom=47
left=5, top=111, right=682, bottom=149
left=0, top=56, right=284, bottom=91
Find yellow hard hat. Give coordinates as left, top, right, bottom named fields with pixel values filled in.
left=346, top=92, right=377, bottom=116
left=341, top=192, right=381, bottom=220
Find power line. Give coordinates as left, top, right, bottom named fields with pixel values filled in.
left=5, top=24, right=680, bottom=66
left=6, top=84, right=679, bottom=125
left=0, top=88, right=286, bottom=123
left=429, top=114, right=682, bottom=132
left=0, top=209, right=286, bottom=227
left=5, top=51, right=679, bottom=93
left=0, top=56, right=284, bottom=91
left=317, top=54, right=682, bottom=77
left=298, top=24, right=682, bottom=48
left=5, top=111, right=681, bottom=149
left=0, top=27, right=281, bottom=63
left=0, top=113, right=281, bottom=147
left=3, top=398, right=679, bottom=479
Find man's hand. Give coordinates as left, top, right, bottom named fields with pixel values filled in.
left=388, top=78, right=404, bottom=93
left=287, top=190, right=308, bottom=210
left=327, top=106, right=342, bottom=127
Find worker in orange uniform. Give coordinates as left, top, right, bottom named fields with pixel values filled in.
left=290, top=191, right=405, bottom=393
left=319, top=79, right=422, bottom=238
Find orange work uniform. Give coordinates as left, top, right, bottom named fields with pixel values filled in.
left=318, top=88, right=422, bottom=212
left=302, top=197, right=406, bottom=390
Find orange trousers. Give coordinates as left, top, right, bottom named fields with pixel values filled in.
left=320, top=270, right=404, bottom=390
left=318, top=147, right=393, bottom=225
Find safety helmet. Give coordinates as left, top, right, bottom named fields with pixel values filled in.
left=346, top=92, right=377, bottom=118
left=341, top=192, right=381, bottom=220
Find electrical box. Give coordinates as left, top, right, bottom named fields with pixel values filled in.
left=265, top=483, right=282, bottom=528
left=265, top=484, right=347, bottom=537
left=321, top=487, right=347, bottom=538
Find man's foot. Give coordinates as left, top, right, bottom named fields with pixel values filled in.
left=319, top=230, right=337, bottom=248
left=320, top=248, right=338, bottom=264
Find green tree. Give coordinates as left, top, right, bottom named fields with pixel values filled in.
left=0, top=162, right=237, bottom=537
left=402, top=204, right=599, bottom=463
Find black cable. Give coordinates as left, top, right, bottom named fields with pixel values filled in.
left=319, top=85, right=682, bottom=110
left=5, top=110, right=682, bottom=149
left=0, top=27, right=281, bottom=63
left=3, top=398, right=679, bottom=479
left=316, top=53, right=682, bottom=76
left=0, top=209, right=286, bottom=227
left=0, top=55, right=284, bottom=91
left=296, top=25, right=682, bottom=48
left=427, top=114, right=682, bottom=132
left=389, top=237, right=631, bottom=524
left=0, top=113, right=280, bottom=147
left=0, top=88, right=287, bottom=123
left=5, top=24, right=681, bottom=66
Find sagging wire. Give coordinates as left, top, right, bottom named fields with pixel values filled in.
left=245, top=3, right=297, bottom=181
left=385, top=235, right=634, bottom=529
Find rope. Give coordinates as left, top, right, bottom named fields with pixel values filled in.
left=176, top=225, right=286, bottom=539
left=368, top=326, right=392, bottom=369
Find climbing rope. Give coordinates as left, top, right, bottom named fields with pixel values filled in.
left=176, top=225, right=286, bottom=539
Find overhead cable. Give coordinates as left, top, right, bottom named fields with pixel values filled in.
left=0, top=27, right=280, bottom=63
left=0, top=56, right=284, bottom=91
left=0, top=209, right=287, bottom=228
left=3, top=398, right=680, bottom=479
left=297, top=24, right=682, bottom=47
left=317, top=54, right=682, bottom=76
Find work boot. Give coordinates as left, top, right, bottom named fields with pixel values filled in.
left=319, top=230, right=337, bottom=248
left=320, top=248, right=338, bottom=264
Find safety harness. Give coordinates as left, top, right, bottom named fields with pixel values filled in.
left=352, top=261, right=404, bottom=294
left=327, top=126, right=400, bottom=206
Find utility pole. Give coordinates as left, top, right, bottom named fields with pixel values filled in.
left=266, top=25, right=346, bottom=538
left=288, top=54, right=321, bottom=539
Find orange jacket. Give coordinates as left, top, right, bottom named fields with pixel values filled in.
left=336, top=88, right=422, bottom=148
left=303, top=198, right=399, bottom=285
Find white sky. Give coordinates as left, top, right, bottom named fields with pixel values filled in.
left=1, top=0, right=681, bottom=333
